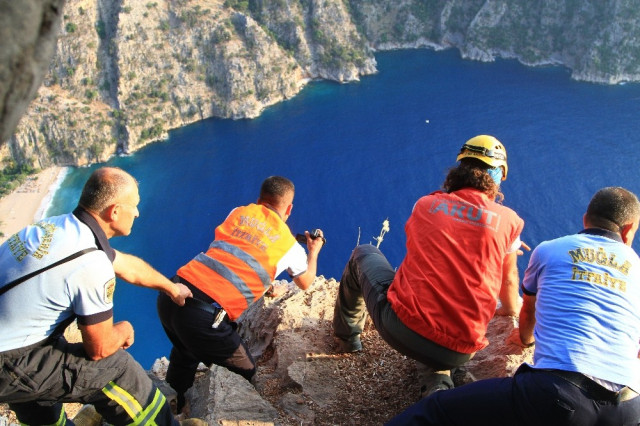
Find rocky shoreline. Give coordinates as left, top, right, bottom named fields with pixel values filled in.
left=5, top=0, right=640, bottom=172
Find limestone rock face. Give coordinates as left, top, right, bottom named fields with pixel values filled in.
left=5, top=0, right=640, bottom=169
left=0, top=0, right=65, bottom=145
left=6, top=0, right=376, bottom=168
left=188, top=366, right=280, bottom=425
left=352, top=0, right=640, bottom=84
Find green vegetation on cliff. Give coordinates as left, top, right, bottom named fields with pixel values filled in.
left=4, top=0, right=640, bottom=190
left=0, top=161, right=38, bottom=198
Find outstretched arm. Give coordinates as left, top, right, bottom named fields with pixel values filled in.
left=293, top=231, right=325, bottom=290
left=113, top=250, right=192, bottom=305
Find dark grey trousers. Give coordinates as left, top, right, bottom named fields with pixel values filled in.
left=157, top=288, right=256, bottom=398
left=333, top=244, right=471, bottom=370
left=0, top=336, right=177, bottom=425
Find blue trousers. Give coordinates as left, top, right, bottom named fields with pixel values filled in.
left=387, top=365, right=640, bottom=426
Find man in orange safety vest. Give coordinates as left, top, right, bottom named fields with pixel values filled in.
left=157, top=176, right=324, bottom=416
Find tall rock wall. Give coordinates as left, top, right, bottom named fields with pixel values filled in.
left=0, top=0, right=66, bottom=146
left=5, top=0, right=640, bottom=169
left=7, top=0, right=376, bottom=168
left=351, top=0, right=640, bottom=83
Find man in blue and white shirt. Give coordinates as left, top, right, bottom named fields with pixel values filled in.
left=0, top=167, right=198, bottom=426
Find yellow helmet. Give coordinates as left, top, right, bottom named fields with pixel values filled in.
left=456, top=135, right=508, bottom=180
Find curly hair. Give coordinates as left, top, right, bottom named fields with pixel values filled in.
left=442, top=158, right=502, bottom=202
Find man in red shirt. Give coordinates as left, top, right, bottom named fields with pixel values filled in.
left=333, top=135, right=526, bottom=396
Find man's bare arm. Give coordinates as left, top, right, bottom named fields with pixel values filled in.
left=518, top=293, right=537, bottom=346
left=79, top=319, right=134, bottom=360
left=496, top=251, right=520, bottom=316
left=293, top=231, right=324, bottom=290
left=113, top=250, right=192, bottom=305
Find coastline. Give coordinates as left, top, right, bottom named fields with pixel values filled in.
left=0, top=166, right=68, bottom=244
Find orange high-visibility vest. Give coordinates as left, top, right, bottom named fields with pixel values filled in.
left=177, top=204, right=297, bottom=320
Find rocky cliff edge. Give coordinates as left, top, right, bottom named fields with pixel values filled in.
left=0, top=275, right=533, bottom=425
left=157, top=276, right=533, bottom=425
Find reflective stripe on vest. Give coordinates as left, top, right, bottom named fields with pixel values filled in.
left=194, top=240, right=272, bottom=307
left=177, top=204, right=297, bottom=320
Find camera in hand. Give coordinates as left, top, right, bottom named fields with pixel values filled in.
left=296, top=229, right=326, bottom=245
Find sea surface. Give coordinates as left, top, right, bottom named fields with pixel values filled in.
left=46, top=48, right=640, bottom=368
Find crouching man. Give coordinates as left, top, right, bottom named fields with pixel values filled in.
left=0, top=167, right=200, bottom=425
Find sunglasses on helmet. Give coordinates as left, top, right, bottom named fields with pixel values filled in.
left=459, top=144, right=506, bottom=161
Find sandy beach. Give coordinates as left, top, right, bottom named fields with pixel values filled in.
left=0, top=166, right=67, bottom=244
left=0, top=165, right=84, bottom=423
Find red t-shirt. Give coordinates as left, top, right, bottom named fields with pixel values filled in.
left=387, top=188, right=524, bottom=353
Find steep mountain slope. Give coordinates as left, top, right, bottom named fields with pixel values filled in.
left=7, top=0, right=640, bottom=169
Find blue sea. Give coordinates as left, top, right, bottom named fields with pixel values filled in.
left=46, top=49, right=640, bottom=368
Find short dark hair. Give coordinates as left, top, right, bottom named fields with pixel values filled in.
left=442, top=158, right=502, bottom=201
left=585, top=187, right=640, bottom=232
left=259, top=176, right=295, bottom=207
left=78, top=167, right=137, bottom=212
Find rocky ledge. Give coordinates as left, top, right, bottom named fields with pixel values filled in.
left=0, top=276, right=533, bottom=425
left=161, top=276, right=533, bottom=424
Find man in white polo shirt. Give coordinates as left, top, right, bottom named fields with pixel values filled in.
left=0, top=167, right=202, bottom=425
